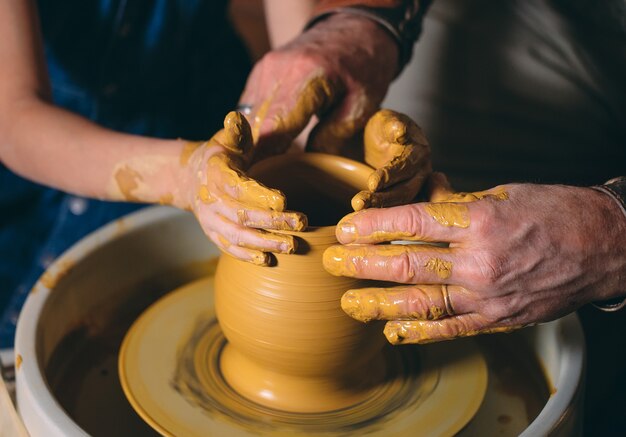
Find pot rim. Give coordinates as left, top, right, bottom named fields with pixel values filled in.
left=250, top=152, right=372, bottom=232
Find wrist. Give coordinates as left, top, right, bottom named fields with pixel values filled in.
left=589, top=177, right=626, bottom=311
left=305, top=0, right=431, bottom=75
left=305, top=13, right=399, bottom=82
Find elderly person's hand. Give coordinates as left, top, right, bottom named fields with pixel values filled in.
left=351, top=109, right=431, bottom=211
left=323, top=176, right=626, bottom=344
left=239, top=13, right=398, bottom=160
left=183, top=112, right=307, bottom=266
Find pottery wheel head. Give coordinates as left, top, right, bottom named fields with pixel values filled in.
left=119, top=276, right=488, bottom=437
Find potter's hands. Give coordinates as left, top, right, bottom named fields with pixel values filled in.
left=323, top=179, right=626, bottom=344
left=185, top=112, right=307, bottom=266
left=351, top=109, right=431, bottom=211
left=239, top=13, right=398, bottom=160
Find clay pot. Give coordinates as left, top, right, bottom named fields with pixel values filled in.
left=215, top=153, right=387, bottom=413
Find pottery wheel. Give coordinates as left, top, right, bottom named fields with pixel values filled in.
left=119, top=276, right=488, bottom=436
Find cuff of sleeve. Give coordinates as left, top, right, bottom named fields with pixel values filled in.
left=590, top=176, right=626, bottom=312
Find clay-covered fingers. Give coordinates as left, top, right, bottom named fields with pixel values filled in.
left=205, top=229, right=269, bottom=266
left=196, top=154, right=305, bottom=253
left=340, top=282, right=524, bottom=345
left=341, top=284, right=469, bottom=323
left=241, top=70, right=341, bottom=160
left=351, top=165, right=431, bottom=211
left=198, top=208, right=296, bottom=253
left=350, top=109, right=431, bottom=211
left=323, top=243, right=466, bottom=284
left=334, top=202, right=472, bottom=246
left=205, top=153, right=289, bottom=212
left=190, top=112, right=308, bottom=264
left=306, top=88, right=373, bottom=156
left=383, top=315, right=522, bottom=345
left=207, top=111, right=254, bottom=159
left=363, top=109, right=431, bottom=190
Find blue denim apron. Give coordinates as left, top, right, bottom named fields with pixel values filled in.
left=0, top=0, right=251, bottom=347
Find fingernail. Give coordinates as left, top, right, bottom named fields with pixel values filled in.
left=383, top=321, right=428, bottom=345
left=280, top=237, right=297, bottom=254
left=341, top=290, right=368, bottom=323
left=350, top=194, right=367, bottom=212
left=293, top=214, right=308, bottom=231
left=384, top=321, right=403, bottom=345
left=367, top=173, right=382, bottom=192
left=250, top=252, right=269, bottom=266
left=322, top=246, right=355, bottom=277
left=337, top=222, right=357, bottom=243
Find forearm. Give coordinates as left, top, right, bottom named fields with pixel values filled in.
left=264, top=0, right=315, bottom=48
left=0, top=96, right=191, bottom=208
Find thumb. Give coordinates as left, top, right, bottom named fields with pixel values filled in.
left=253, top=75, right=340, bottom=161
left=209, top=111, right=254, bottom=161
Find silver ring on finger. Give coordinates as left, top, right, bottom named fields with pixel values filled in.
left=235, top=103, right=253, bottom=116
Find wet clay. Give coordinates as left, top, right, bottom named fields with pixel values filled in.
left=363, top=109, right=431, bottom=191
left=252, top=74, right=337, bottom=158
left=425, top=257, right=453, bottom=279
left=345, top=109, right=431, bottom=211
left=215, top=153, right=386, bottom=413
left=208, top=112, right=253, bottom=157
left=341, top=287, right=446, bottom=323
left=206, top=154, right=286, bottom=211
left=425, top=202, right=470, bottom=228
left=251, top=95, right=272, bottom=144
left=158, top=193, right=174, bottom=205
left=322, top=243, right=448, bottom=279
left=179, top=141, right=203, bottom=167
left=440, top=188, right=509, bottom=203
left=114, top=165, right=143, bottom=202
left=384, top=320, right=522, bottom=345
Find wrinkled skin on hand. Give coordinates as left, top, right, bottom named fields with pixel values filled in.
left=323, top=177, right=626, bottom=344
left=239, top=14, right=398, bottom=160
left=184, top=112, right=307, bottom=266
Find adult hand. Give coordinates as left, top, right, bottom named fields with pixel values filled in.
left=239, top=13, right=398, bottom=160
left=184, top=112, right=307, bottom=266
left=351, top=109, right=431, bottom=211
left=323, top=181, right=626, bottom=344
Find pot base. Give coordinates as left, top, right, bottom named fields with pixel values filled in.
left=219, top=343, right=389, bottom=413
left=119, top=276, right=488, bottom=436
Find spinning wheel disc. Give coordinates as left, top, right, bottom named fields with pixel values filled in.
left=119, top=277, right=487, bottom=436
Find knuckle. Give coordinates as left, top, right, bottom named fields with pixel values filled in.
left=483, top=301, right=512, bottom=324
left=394, top=205, right=425, bottom=239
left=476, top=251, right=507, bottom=287
left=391, top=252, right=415, bottom=283
left=400, top=205, right=426, bottom=237
left=442, top=319, right=465, bottom=337
left=295, top=49, right=327, bottom=71
left=405, top=287, right=437, bottom=319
